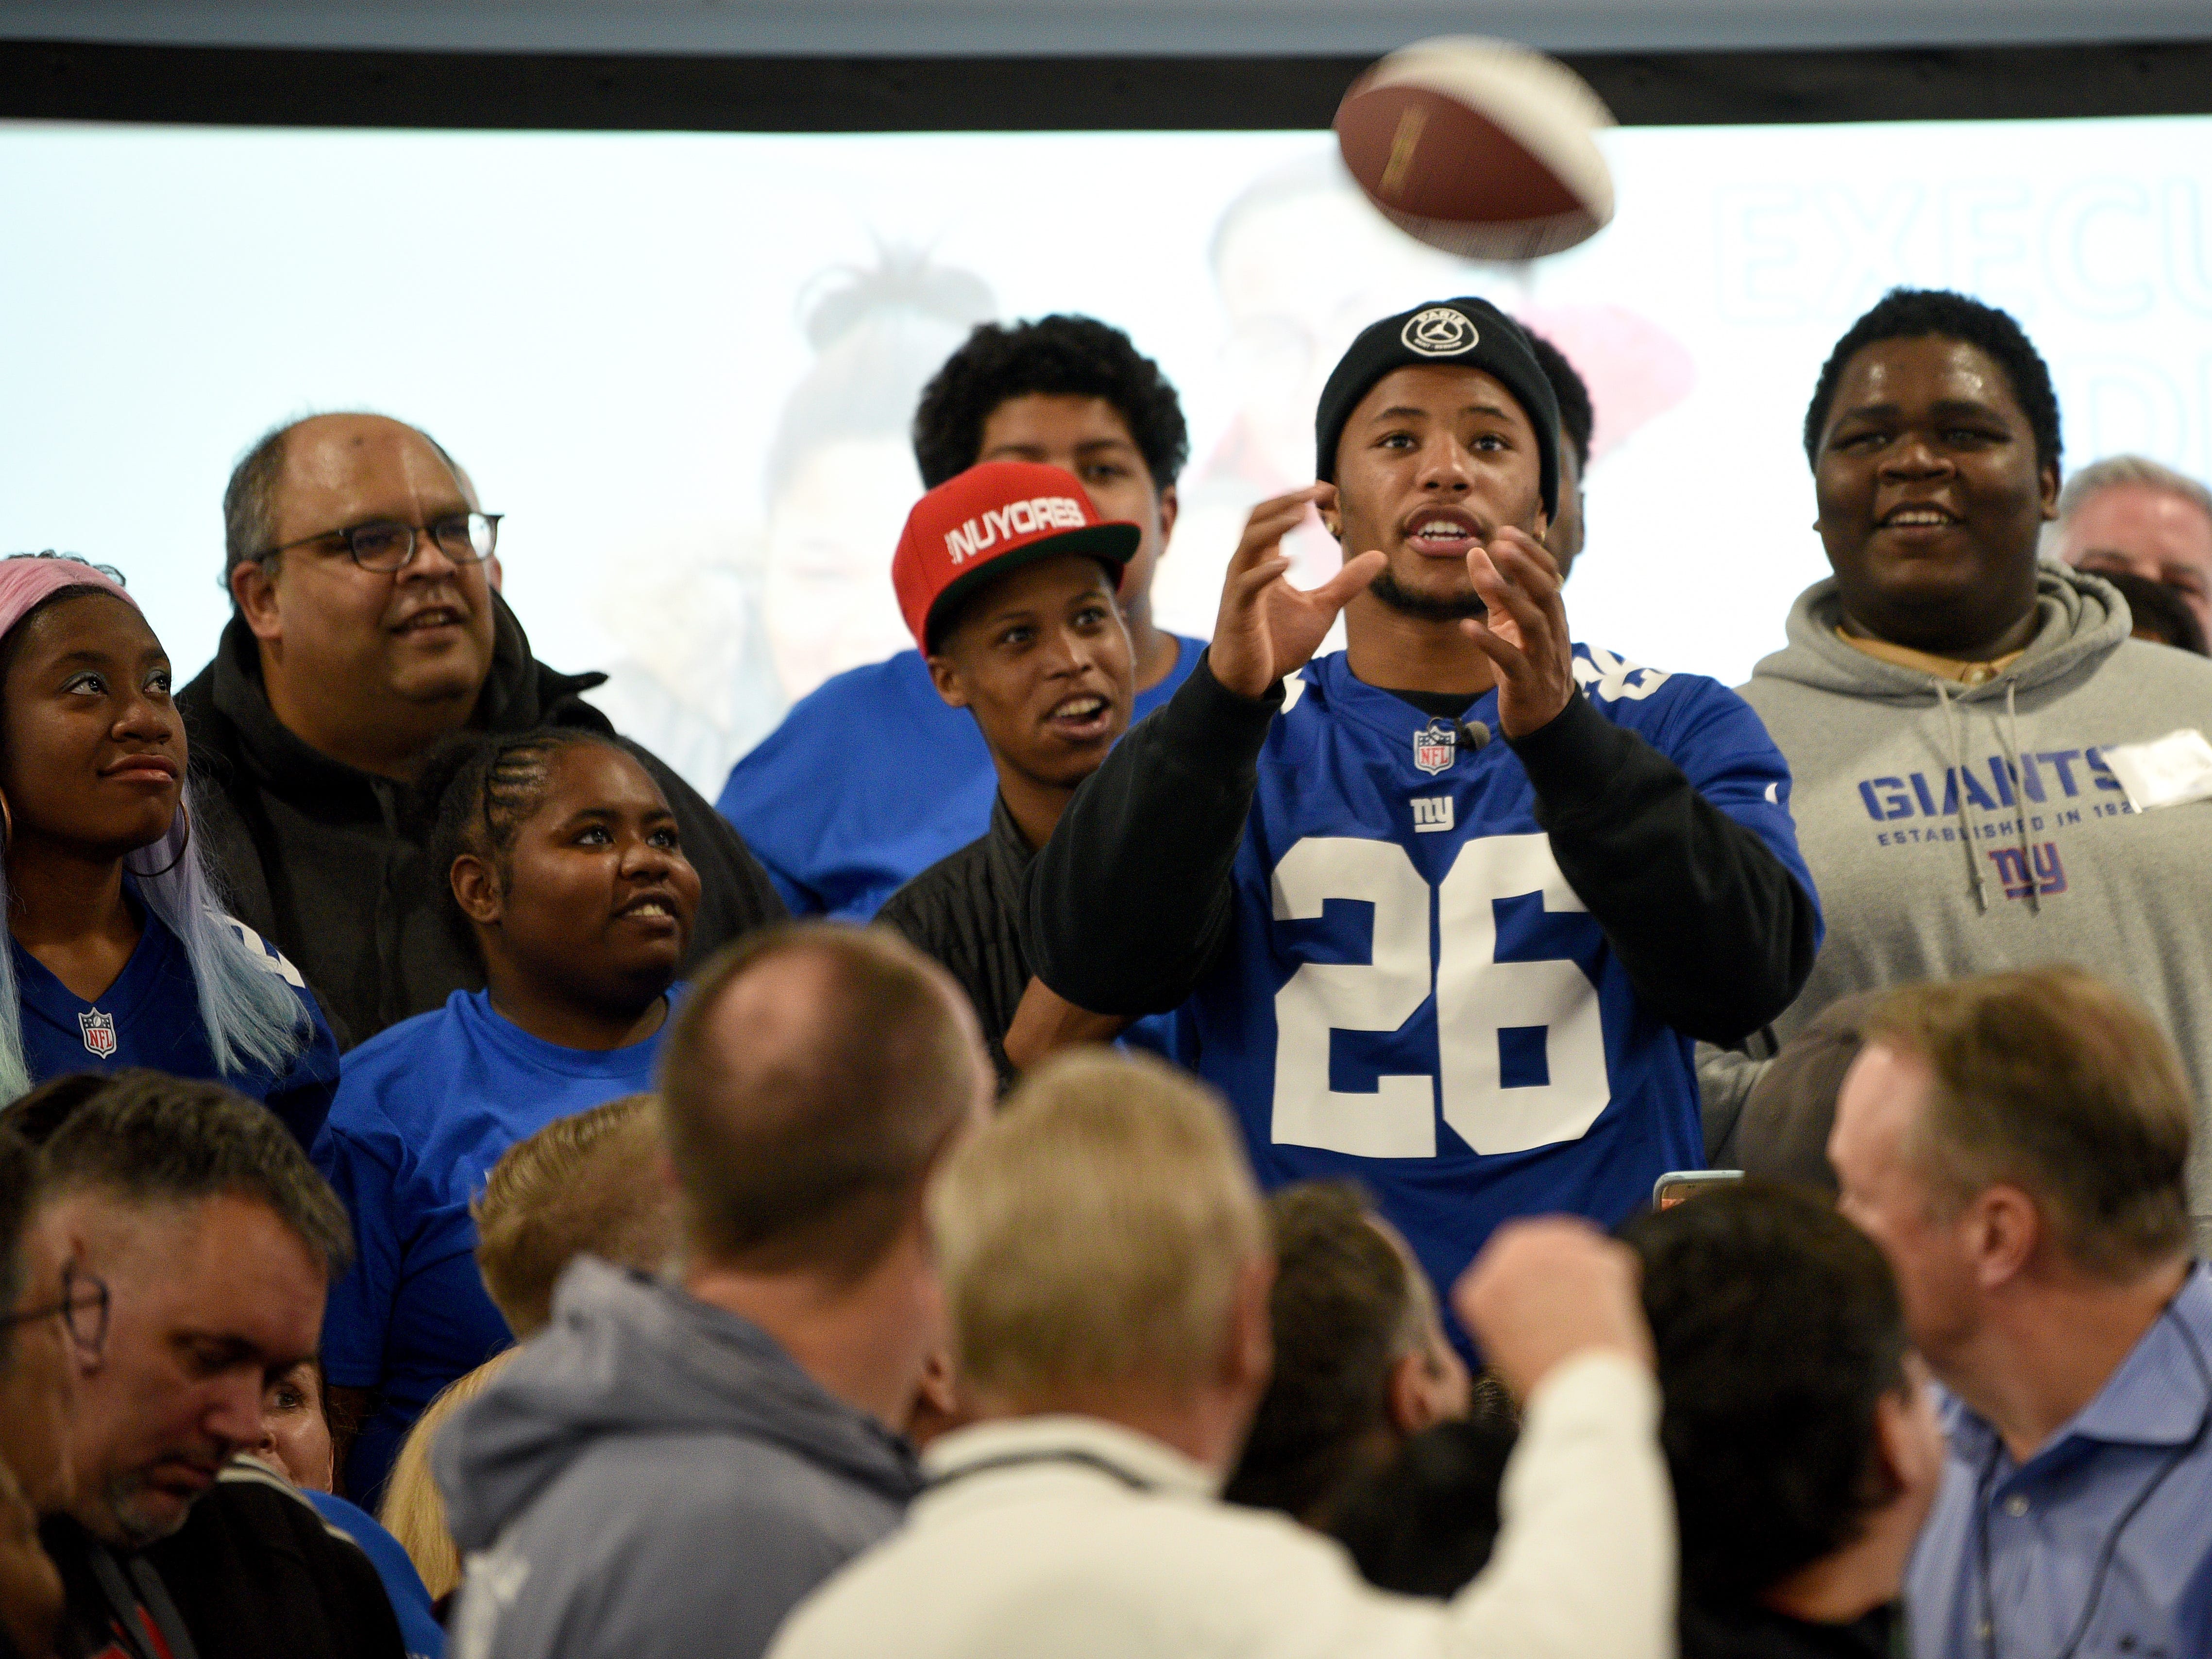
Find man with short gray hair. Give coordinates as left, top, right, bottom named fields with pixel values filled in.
left=10, top=1069, right=405, bottom=1659
left=770, top=1048, right=1674, bottom=1659
left=2050, top=452, right=2212, bottom=641
left=1830, top=966, right=2212, bottom=1659
left=440, top=922, right=991, bottom=1659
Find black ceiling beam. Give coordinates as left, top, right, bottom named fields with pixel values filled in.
left=0, top=37, right=2205, bottom=131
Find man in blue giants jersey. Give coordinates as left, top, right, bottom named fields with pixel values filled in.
left=1027, top=296, right=1822, bottom=1325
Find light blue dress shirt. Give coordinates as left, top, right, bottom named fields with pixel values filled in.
left=1908, top=1261, right=2212, bottom=1659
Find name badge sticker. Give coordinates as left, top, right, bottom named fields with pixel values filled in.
left=2101, top=729, right=2212, bottom=812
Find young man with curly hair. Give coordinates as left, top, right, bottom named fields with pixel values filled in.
left=716, top=316, right=1204, bottom=920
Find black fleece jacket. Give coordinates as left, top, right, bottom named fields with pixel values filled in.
left=44, top=1469, right=404, bottom=1659
left=876, top=793, right=1035, bottom=1088
left=178, top=597, right=784, bottom=1046
left=1025, top=652, right=1816, bottom=1046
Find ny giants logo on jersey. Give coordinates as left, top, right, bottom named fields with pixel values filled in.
left=1413, top=719, right=1458, bottom=774
left=78, top=1009, right=116, bottom=1058
left=942, top=495, right=1088, bottom=566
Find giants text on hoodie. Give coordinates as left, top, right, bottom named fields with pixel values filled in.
left=1718, top=561, right=2212, bottom=1250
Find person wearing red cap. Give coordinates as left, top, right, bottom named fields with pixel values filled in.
left=717, top=317, right=1202, bottom=923
left=875, top=461, right=1143, bottom=1082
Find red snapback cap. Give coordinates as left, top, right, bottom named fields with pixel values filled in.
left=892, top=460, right=1141, bottom=654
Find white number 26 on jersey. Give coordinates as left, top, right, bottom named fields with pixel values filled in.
left=1270, top=834, right=1610, bottom=1158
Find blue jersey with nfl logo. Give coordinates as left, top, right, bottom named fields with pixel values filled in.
left=12, top=899, right=342, bottom=1147
left=1170, top=645, right=1818, bottom=1309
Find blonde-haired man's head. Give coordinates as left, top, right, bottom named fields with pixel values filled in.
left=930, top=1050, right=1272, bottom=1461
left=474, top=1093, right=677, bottom=1338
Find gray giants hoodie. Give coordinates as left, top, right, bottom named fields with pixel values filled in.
left=437, top=1258, right=920, bottom=1659
left=1704, top=563, right=2212, bottom=1244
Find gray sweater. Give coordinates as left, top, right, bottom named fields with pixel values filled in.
left=437, top=1259, right=920, bottom=1659
left=1703, top=564, right=2212, bottom=1242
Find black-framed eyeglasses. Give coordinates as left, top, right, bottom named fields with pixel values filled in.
left=257, top=511, right=503, bottom=574
left=0, top=1259, right=109, bottom=1361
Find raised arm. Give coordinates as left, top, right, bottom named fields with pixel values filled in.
left=1435, top=1219, right=1673, bottom=1659
left=1024, top=487, right=1384, bottom=1016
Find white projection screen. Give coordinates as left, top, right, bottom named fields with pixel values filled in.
left=3, top=114, right=2210, bottom=794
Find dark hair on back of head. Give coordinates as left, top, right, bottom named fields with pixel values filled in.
left=1803, top=287, right=2060, bottom=473
left=3, top=1074, right=117, bottom=1150
left=1223, top=1180, right=1418, bottom=1523
left=912, top=315, right=1190, bottom=491
left=1327, top=1390, right=1521, bottom=1598
left=0, top=1123, right=38, bottom=1355
left=1621, top=1179, right=1908, bottom=1608
left=1522, top=330, right=1593, bottom=472
left=8, top=1068, right=352, bottom=1278
left=418, top=727, right=630, bottom=970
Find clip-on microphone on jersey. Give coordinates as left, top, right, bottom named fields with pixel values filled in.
left=1453, top=718, right=1491, bottom=754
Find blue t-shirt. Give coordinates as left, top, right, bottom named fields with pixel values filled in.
left=718, top=637, right=1202, bottom=920
left=302, top=1488, right=446, bottom=1659
left=313, top=987, right=675, bottom=1504
left=13, top=901, right=341, bottom=1148
left=1176, top=647, right=1817, bottom=1324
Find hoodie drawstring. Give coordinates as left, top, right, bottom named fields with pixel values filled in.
left=2001, top=680, right=2040, bottom=916
left=1936, top=681, right=1989, bottom=913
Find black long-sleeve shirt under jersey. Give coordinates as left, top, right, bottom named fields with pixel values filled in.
left=1024, top=651, right=1818, bottom=1047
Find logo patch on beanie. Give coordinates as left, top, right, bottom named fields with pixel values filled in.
left=1401, top=307, right=1478, bottom=357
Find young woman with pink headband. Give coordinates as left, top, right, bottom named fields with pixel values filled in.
left=0, top=553, right=338, bottom=1141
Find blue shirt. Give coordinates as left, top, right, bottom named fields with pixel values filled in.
left=1176, top=647, right=1813, bottom=1323
left=313, top=987, right=676, bottom=1504
left=717, top=637, right=1202, bottom=920
left=302, top=1489, right=446, bottom=1659
left=13, top=901, right=340, bottom=1147
left=1908, top=1262, right=2212, bottom=1659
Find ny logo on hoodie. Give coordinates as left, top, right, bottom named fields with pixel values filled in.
left=1989, top=842, right=2068, bottom=901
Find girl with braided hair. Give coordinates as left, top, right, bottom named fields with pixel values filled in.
left=312, top=726, right=700, bottom=1504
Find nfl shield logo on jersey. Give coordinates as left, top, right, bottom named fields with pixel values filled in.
left=1413, top=720, right=1457, bottom=775
left=78, top=1009, right=117, bottom=1058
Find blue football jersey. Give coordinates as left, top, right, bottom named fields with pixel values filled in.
left=13, top=903, right=341, bottom=1147
left=1176, top=646, right=1814, bottom=1313
left=718, top=637, right=1203, bottom=920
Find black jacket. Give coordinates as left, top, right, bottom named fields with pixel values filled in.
left=876, top=794, right=1033, bottom=1086
left=178, top=598, right=784, bottom=1046
left=44, top=1467, right=404, bottom=1659
left=1026, top=652, right=1816, bottom=1044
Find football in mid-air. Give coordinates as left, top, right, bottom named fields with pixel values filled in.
left=1334, top=36, right=1616, bottom=261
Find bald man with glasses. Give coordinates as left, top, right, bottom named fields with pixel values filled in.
left=178, top=412, right=784, bottom=1046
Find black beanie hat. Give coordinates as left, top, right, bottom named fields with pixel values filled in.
left=1314, top=297, right=1561, bottom=522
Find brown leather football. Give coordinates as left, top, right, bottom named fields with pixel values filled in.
left=1335, top=37, right=1616, bottom=261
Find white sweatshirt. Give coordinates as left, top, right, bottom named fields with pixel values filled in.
left=766, top=1350, right=1673, bottom=1659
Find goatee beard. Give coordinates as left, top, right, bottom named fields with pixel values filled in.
left=1368, top=569, right=1489, bottom=622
